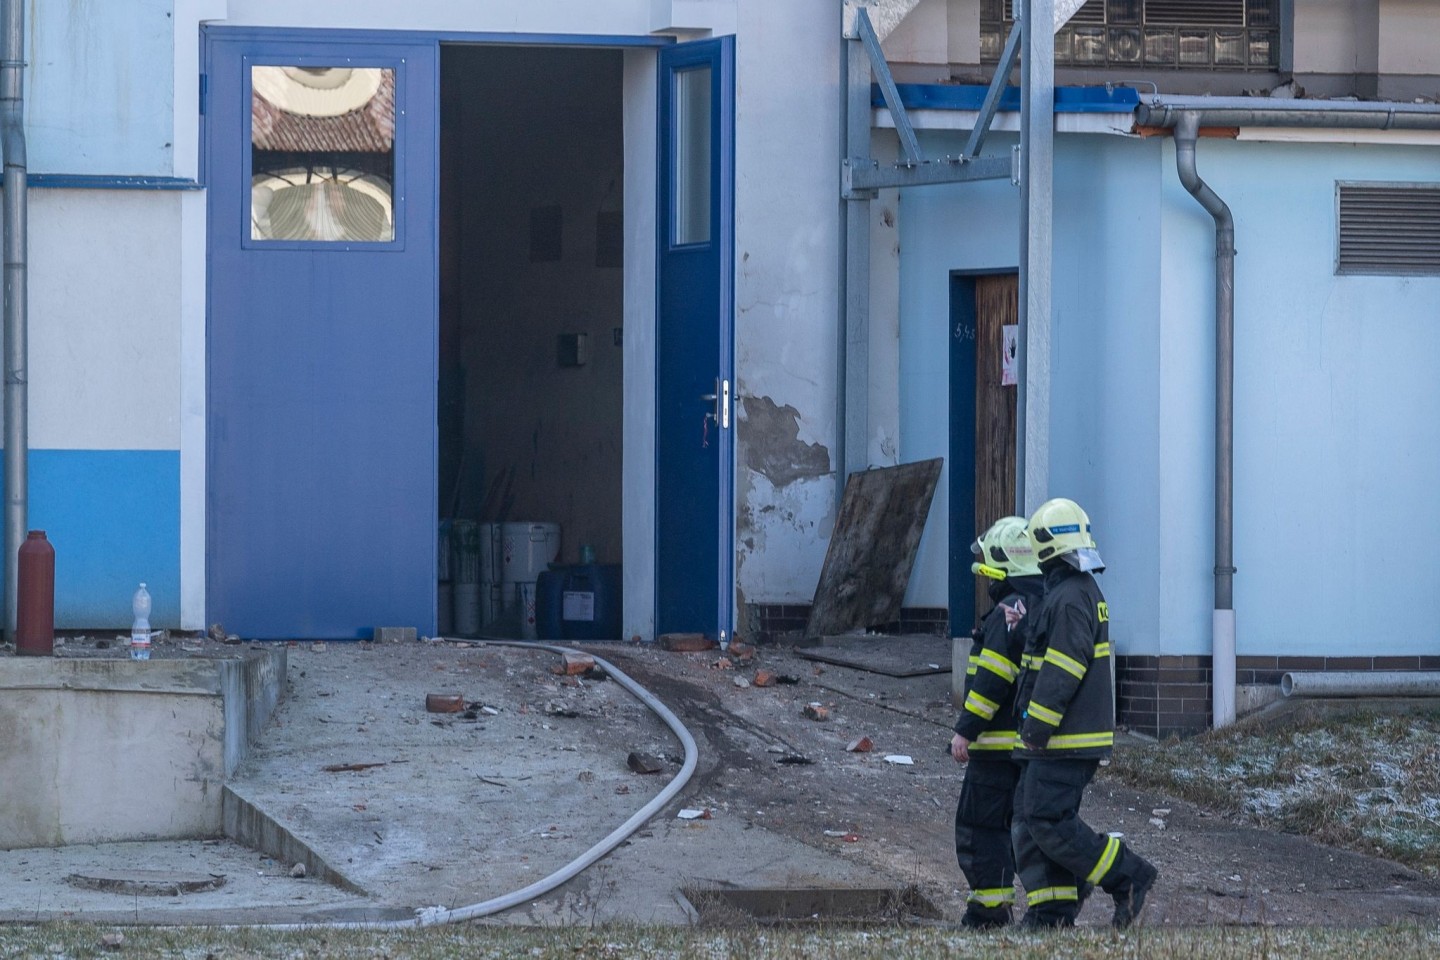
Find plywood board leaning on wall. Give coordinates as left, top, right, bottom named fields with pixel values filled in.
left=804, top=458, right=944, bottom=641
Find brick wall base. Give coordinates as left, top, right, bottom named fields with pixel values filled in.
left=1117, top=654, right=1440, bottom=740
left=745, top=603, right=948, bottom=645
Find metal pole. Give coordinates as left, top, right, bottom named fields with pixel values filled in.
left=1, top=0, right=28, bottom=637
left=840, top=27, right=873, bottom=500
left=1016, top=0, right=1053, bottom=515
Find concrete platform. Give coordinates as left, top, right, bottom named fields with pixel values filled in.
left=0, top=640, right=899, bottom=926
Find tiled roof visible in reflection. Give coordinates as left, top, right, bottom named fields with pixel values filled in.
left=252, top=70, right=395, bottom=154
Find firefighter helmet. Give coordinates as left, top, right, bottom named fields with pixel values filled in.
left=1027, top=498, right=1105, bottom=572
left=971, top=516, right=1041, bottom=578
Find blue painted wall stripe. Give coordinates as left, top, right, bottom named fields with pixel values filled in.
left=2, top=450, right=180, bottom=628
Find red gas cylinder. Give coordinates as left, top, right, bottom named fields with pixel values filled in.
left=16, top=530, right=55, bottom=656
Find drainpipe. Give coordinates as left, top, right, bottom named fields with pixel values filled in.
left=1, top=0, right=27, bottom=637
left=1173, top=112, right=1236, bottom=729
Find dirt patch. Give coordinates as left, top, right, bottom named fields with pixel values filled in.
left=599, top=642, right=1440, bottom=927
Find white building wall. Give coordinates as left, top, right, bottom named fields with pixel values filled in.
left=731, top=0, right=845, bottom=608
left=1378, top=0, right=1440, bottom=75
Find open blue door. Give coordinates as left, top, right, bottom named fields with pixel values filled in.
left=206, top=32, right=438, bottom=638
left=655, top=38, right=735, bottom=641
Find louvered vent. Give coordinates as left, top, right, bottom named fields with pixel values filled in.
left=1002, top=0, right=1106, bottom=22
left=1337, top=183, right=1440, bottom=276
left=1145, top=2, right=1245, bottom=27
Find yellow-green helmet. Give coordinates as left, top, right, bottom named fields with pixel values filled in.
left=971, top=516, right=1041, bottom=578
left=1027, top=498, right=1105, bottom=572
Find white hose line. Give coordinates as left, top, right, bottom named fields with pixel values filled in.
left=255, top=638, right=698, bottom=930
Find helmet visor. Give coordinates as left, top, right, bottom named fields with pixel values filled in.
left=1061, top=546, right=1106, bottom=573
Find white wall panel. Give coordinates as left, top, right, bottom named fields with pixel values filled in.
left=22, top=191, right=182, bottom=451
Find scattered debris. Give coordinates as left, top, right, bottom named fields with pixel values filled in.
left=100, top=932, right=125, bottom=950
left=552, top=653, right=595, bottom=676
left=581, top=665, right=609, bottom=681
left=843, top=832, right=861, bottom=842
left=290, top=862, right=307, bottom=878
left=322, top=762, right=390, bottom=773
left=1149, top=817, right=1168, bottom=830
left=753, top=670, right=776, bottom=687
left=677, top=808, right=712, bottom=820
left=1152, top=808, right=1172, bottom=817
left=727, top=639, right=756, bottom=661
left=711, top=657, right=734, bottom=670
left=775, top=674, right=801, bottom=685
left=846, top=736, right=874, bottom=753
left=883, top=755, right=914, bottom=766
left=660, top=633, right=717, bottom=653
left=627, top=752, right=665, bottom=775
left=776, top=755, right=814, bottom=765
left=733, top=677, right=750, bottom=688
left=208, top=623, right=227, bottom=643
left=311, top=641, right=327, bottom=652
left=226, top=634, right=242, bottom=644
left=480, top=706, right=500, bottom=716
left=766, top=745, right=787, bottom=754
left=802, top=702, right=830, bottom=721
left=544, top=701, right=580, bottom=718
left=425, top=693, right=464, bottom=713
left=823, top=830, right=848, bottom=838
left=615, top=784, right=631, bottom=795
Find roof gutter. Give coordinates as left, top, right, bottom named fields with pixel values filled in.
left=1137, top=95, right=1440, bottom=130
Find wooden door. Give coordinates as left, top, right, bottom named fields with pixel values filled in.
left=973, top=274, right=1018, bottom=619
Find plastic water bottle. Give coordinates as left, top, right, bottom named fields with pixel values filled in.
left=131, top=583, right=152, bottom=660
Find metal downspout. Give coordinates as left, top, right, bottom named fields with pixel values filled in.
left=1, top=0, right=26, bottom=637
left=1173, top=112, right=1236, bottom=729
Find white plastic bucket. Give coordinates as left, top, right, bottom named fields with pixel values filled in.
left=498, top=522, right=560, bottom=583
left=518, top=581, right=538, bottom=640
left=452, top=520, right=481, bottom=584
left=479, top=522, right=497, bottom=586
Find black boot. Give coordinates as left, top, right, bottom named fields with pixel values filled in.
left=960, top=905, right=1012, bottom=930
left=1111, top=859, right=1159, bottom=929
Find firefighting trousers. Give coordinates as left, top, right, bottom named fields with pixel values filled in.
left=1012, top=757, right=1147, bottom=921
left=953, top=757, right=1020, bottom=919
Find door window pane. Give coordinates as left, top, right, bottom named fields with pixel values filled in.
left=251, top=65, right=396, bottom=242
left=673, top=66, right=712, bottom=246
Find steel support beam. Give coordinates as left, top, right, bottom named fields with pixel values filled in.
left=855, top=8, right=921, bottom=166
left=843, top=154, right=1013, bottom=195
left=1016, top=0, right=1053, bottom=515
left=964, top=21, right=1022, bottom=159
left=840, top=31, right=873, bottom=494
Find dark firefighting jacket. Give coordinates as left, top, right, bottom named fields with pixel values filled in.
left=1013, top=563, right=1114, bottom=759
left=953, top=575, right=1045, bottom=755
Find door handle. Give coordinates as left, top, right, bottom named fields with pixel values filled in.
left=700, top=379, right=731, bottom=429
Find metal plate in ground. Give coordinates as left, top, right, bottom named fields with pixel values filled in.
left=65, top=869, right=226, bottom=896
left=680, top=885, right=942, bottom=925
left=794, top=634, right=951, bottom=677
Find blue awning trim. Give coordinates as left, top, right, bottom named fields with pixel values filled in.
left=873, top=83, right=1141, bottom=113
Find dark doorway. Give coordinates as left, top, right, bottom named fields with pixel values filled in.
left=438, top=46, right=625, bottom=637
left=948, top=272, right=1019, bottom=636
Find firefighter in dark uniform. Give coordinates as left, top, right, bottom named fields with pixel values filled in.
left=1011, top=498, right=1158, bottom=929
left=950, top=516, right=1045, bottom=928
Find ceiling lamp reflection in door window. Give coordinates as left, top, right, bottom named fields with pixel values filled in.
left=250, top=65, right=396, bottom=242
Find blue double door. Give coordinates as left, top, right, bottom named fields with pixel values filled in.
left=206, top=32, right=734, bottom=640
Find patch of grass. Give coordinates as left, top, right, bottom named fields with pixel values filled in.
left=0, top=922, right=1438, bottom=960
left=1108, top=707, right=1440, bottom=874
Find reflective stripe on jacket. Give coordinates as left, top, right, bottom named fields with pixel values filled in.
left=1013, top=565, right=1114, bottom=760
left=954, top=575, right=1044, bottom=752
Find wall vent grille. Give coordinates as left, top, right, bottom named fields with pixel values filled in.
left=1337, top=183, right=1440, bottom=277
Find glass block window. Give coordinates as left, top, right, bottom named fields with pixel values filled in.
left=982, top=1, right=1280, bottom=71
